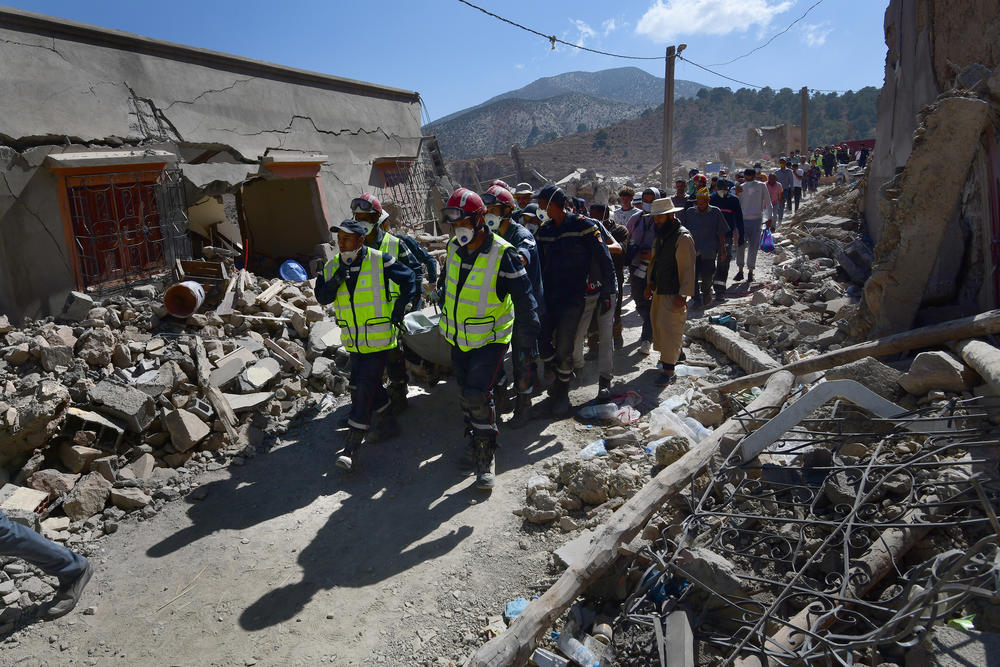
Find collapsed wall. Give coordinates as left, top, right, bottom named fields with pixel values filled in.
left=0, top=8, right=423, bottom=321
left=855, top=0, right=1000, bottom=337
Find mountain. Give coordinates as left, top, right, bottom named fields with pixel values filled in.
left=424, top=67, right=708, bottom=159
left=446, top=86, right=880, bottom=184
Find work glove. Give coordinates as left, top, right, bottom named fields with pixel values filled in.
left=599, top=295, right=613, bottom=315
left=391, top=308, right=406, bottom=329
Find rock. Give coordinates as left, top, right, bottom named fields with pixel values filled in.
left=772, top=289, right=795, bottom=307
left=307, top=321, right=341, bottom=357
left=130, top=453, right=156, bottom=480
left=135, top=361, right=188, bottom=396
left=558, top=459, right=609, bottom=506
left=58, top=443, right=103, bottom=473
left=75, top=328, right=115, bottom=366
left=654, top=436, right=690, bottom=467
left=60, top=291, right=94, bottom=322
left=63, top=472, right=112, bottom=521
left=130, top=284, right=157, bottom=300
left=0, top=315, right=10, bottom=334
left=110, top=488, right=152, bottom=511
left=519, top=505, right=562, bottom=524
left=19, top=576, right=54, bottom=599
left=676, top=547, right=744, bottom=595
left=559, top=516, right=579, bottom=533
left=89, top=381, right=156, bottom=432
left=825, top=356, right=903, bottom=400
left=525, top=474, right=556, bottom=500
left=603, top=430, right=640, bottom=448
left=29, top=469, right=80, bottom=498
left=797, top=237, right=838, bottom=259
left=112, top=344, right=132, bottom=368
left=310, top=357, right=336, bottom=380
left=750, top=291, right=769, bottom=306
left=685, top=392, right=723, bottom=427
left=243, top=357, right=281, bottom=389
left=823, top=470, right=856, bottom=506
left=898, top=351, right=976, bottom=395
left=795, top=320, right=835, bottom=337
left=40, top=345, right=74, bottom=371
left=0, top=381, right=71, bottom=467
left=90, top=456, right=118, bottom=483
left=4, top=343, right=30, bottom=365
left=41, top=516, right=70, bottom=533
left=163, top=409, right=210, bottom=452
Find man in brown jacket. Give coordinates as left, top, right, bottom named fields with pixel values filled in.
left=644, top=197, right=696, bottom=386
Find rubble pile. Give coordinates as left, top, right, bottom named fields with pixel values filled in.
left=0, top=254, right=352, bottom=589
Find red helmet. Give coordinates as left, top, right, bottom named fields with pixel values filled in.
left=483, top=185, right=516, bottom=208
left=487, top=179, right=510, bottom=190
left=350, top=192, right=383, bottom=214
left=443, top=188, right=486, bottom=223
left=692, top=174, right=708, bottom=187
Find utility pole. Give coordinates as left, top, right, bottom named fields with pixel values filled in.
left=661, top=44, right=685, bottom=191
left=800, top=87, right=809, bottom=154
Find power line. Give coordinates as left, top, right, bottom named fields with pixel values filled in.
left=679, top=55, right=852, bottom=93
left=708, top=0, right=826, bottom=66
left=456, top=0, right=664, bottom=60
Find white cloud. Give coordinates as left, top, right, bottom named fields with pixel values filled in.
left=802, top=22, right=832, bottom=47
left=571, top=19, right=596, bottom=47
left=635, top=0, right=794, bottom=42
left=515, top=63, right=524, bottom=69
left=602, top=18, right=618, bottom=35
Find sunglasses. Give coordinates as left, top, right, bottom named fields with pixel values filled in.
left=441, top=207, right=478, bottom=223
left=350, top=198, right=376, bottom=212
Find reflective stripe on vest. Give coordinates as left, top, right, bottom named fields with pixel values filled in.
left=323, top=251, right=396, bottom=354
left=438, top=233, right=515, bottom=352
left=380, top=233, right=402, bottom=301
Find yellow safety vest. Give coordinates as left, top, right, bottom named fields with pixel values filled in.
left=323, top=249, right=396, bottom=354
left=439, top=234, right=515, bottom=352
left=379, top=233, right=402, bottom=301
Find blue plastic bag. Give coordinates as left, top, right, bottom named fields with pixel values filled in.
left=279, top=259, right=308, bottom=282
left=760, top=229, right=775, bottom=253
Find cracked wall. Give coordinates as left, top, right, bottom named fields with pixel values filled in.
left=0, top=7, right=423, bottom=320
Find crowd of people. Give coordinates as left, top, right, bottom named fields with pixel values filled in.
left=314, top=155, right=860, bottom=490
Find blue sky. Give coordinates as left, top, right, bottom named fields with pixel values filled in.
left=6, top=0, right=890, bottom=121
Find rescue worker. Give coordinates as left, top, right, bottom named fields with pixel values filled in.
left=315, top=219, right=416, bottom=472
left=534, top=185, right=615, bottom=416
left=709, top=179, right=743, bottom=302
left=512, top=182, right=534, bottom=210
left=351, top=193, right=422, bottom=413
left=437, top=188, right=539, bottom=490
left=481, top=185, right=543, bottom=428
left=519, top=203, right=542, bottom=235
left=379, top=213, right=438, bottom=309
left=644, top=199, right=696, bottom=386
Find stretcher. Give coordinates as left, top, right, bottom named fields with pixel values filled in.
left=400, top=307, right=452, bottom=385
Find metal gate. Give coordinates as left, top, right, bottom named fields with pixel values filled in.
left=66, top=168, right=190, bottom=292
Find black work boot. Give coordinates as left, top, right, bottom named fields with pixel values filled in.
left=388, top=382, right=409, bottom=414
left=734, top=269, right=744, bottom=281
left=596, top=376, right=612, bottom=402
left=368, top=411, right=400, bottom=443
left=473, top=433, right=497, bottom=490
left=336, top=427, right=366, bottom=471
left=552, top=379, right=571, bottom=417
left=508, top=393, right=532, bottom=429
left=747, top=269, right=755, bottom=283
left=458, top=425, right=476, bottom=475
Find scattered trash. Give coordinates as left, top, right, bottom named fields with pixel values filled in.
left=673, top=364, right=708, bottom=378
left=948, top=615, right=976, bottom=631
left=578, top=440, right=607, bottom=460
left=577, top=403, right=618, bottom=420
left=504, top=597, right=529, bottom=622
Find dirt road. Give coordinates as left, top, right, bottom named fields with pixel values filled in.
left=1, top=256, right=775, bottom=666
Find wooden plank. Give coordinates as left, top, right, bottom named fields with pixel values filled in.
left=467, top=371, right=797, bottom=667
left=205, top=386, right=238, bottom=439
left=708, top=309, right=1000, bottom=394
left=179, top=259, right=227, bottom=280
left=263, top=338, right=305, bottom=373
left=274, top=299, right=304, bottom=316
left=215, top=274, right=239, bottom=317
left=256, top=281, right=286, bottom=304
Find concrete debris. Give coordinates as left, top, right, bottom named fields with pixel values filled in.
left=824, top=356, right=903, bottom=400
left=63, top=472, right=112, bottom=521
left=898, top=350, right=976, bottom=395
left=163, top=409, right=210, bottom=452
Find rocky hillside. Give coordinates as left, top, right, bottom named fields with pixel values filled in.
left=425, top=67, right=707, bottom=159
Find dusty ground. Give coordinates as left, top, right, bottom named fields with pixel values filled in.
left=0, top=252, right=776, bottom=667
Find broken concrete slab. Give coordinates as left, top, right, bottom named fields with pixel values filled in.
left=63, top=472, right=112, bottom=521
left=307, top=320, right=341, bottom=357
left=163, top=409, right=210, bottom=452
left=40, top=344, right=73, bottom=371
left=28, top=469, right=79, bottom=498
left=109, top=487, right=151, bottom=511
left=222, top=392, right=273, bottom=413
left=89, top=381, right=156, bottom=433
left=58, top=442, right=102, bottom=473
left=824, top=356, right=903, bottom=400
left=553, top=528, right=596, bottom=568
left=209, top=357, right=246, bottom=389
left=898, top=350, right=977, bottom=395
left=243, top=357, right=281, bottom=389
left=60, top=291, right=94, bottom=322
left=62, top=407, right=124, bottom=452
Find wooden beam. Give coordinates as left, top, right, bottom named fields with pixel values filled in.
left=256, top=281, right=286, bottom=304
left=467, top=371, right=796, bottom=666
left=263, top=338, right=305, bottom=374
left=193, top=336, right=211, bottom=389
left=708, top=310, right=1000, bottom=394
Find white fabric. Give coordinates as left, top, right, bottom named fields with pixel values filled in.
left=737, top=180, right=774, bottom=221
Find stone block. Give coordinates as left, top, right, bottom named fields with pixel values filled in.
left=825, top=356, right=903, bottom=400
left=60, top=291, right=94, bottom=322
left=59, top=442, right=103, bottom=473
left=62, top=407, right=124, bottom=452
left=222, top=392, right=273, bottom=413
left=307, top=320, right=341, bottom=357
left=110, top=487, right=152, bottom=511
left=89, top=381, right=156, bottom=432
left=90, top=456, right=118, bottom=483
left=163, top=409, right=210, bottom=452
left=29, top=469, right=80, bottom=498
left=130, top=453, right=156, bottom=480
left=40, top=344, right=74, bottom=371
left=243, top=357, right=281, bottom=389
left=112, top=344, right=132, bottom=368
left=75, top=328, right=115, bottom=366
left=209, top=358, right=246, bottom=389
left=63, top=473, right=112, bottom=521
left=898, top=351, right=976, bottom=395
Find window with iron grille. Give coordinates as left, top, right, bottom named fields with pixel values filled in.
left=65, top=168, right=190, bottom=290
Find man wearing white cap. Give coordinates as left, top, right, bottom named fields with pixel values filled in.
left=512, top=182, right=534, bottom=210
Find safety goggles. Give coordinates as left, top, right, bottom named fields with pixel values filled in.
left=479, top=193, right=509, bottom=207
left=441, top=207, right=477, bottom=224
left=350, top=197, right=377, bottom=213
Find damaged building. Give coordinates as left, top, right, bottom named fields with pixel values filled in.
left=0, top=7, right=427, bottom=321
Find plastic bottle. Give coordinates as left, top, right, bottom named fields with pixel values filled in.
left=558, top=634, right=600, bottom=667
left=578, top=439, right=607, bottom=460
left=577, top=403, right=618, bottom=420
left=682, top=416, right=712, bottom=442
left=673, top=364, right=708, bottom=377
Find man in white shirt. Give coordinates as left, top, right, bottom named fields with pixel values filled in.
left=735, top=168, right=773, bottom=283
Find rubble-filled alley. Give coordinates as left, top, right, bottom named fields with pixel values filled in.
left=1, top=1, right=1000, bottom=666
